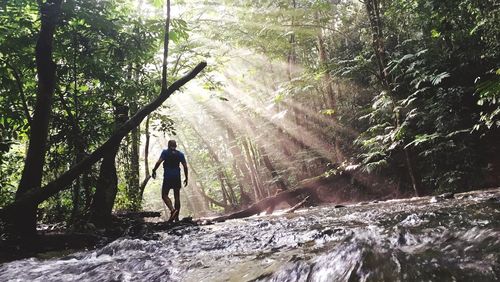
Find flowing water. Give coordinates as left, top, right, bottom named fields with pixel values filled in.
left=1, top=188, right=499, bottom=282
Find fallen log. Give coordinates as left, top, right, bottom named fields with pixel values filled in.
left=212, top=172, right=360, bottom=222
left=286, top=196, right=310, bottom=214
left=213, top=186, right=316, bottom=222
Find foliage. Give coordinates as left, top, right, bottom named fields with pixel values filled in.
left=200, top=0, right=499, bottom=194
left=475, top=69, right=500, bottom=130
left=351, top=0, right=499, bottom=192
left=0, top=0, right=194, bottom=222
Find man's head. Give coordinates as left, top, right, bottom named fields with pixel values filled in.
left=168, top=139, right=177, bottom=149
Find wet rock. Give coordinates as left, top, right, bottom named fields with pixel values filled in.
left=322, top=229, right=335, bottom=237
left=334, top=204, right=346, bottom=208
left=441, top=192, right=455, bottom=199
left=397, top=232, right=407, bottom=245
left=314, top=229, right=332, bottom=239
left=297, top=241, right=315, bottom=248
left=105, top=226, right=125, bottom=237
left=142, top=233, right=160, bottom=241
left=180, top=216, right=194, bottom=223
left=270, top=246, right=282, bottom=252
left=198, top=219, right=214, bottom=225
left=314, top=228, right=343, bottom=239
left=310, top=223, right=323, bottom=230
left=167, top=227, right=185, bottom=236
left=188, top=261, right=205, bottom=269
left=115, top=211, right=161, bottom=218
left=79, top=222, right=96, bottom=233
left=430, top=192, right=454, bottom=203
left=258, top=222, right=270, bottom=227
left=486, top=196, right=500, bottom=203
left=288, top=255, right=303, bottom=262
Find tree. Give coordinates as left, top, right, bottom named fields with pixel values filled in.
left=0, top=0, right=205, bottom=239
left=89, top=104, right=128, bottom=226
left=15, top=0, right=63, bottom=235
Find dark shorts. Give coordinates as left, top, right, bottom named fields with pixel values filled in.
left=162, top=176, right=181, bottom=194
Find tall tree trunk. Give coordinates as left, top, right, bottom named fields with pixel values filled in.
left=364, top=0, right=389, bottom=86
left=364, top=0, right=423, bottom=196
left=89, top=105, right=128, bottom=226
left=69, top=29, right=88, bottom=222
left=223, top=173, right=238, bottom=207
left=139, top=114, right=152, bottom=200
left=259, top=146, right=288, bottom=192
left=218, top=173, right=230, bottom=208
left=243, top=138, right=264, bottom=200
left=161, top=0, right=171, bottom=91
left=226, top=127, right=253, bottom=203
left=249, top=141, right=270, bottom=197
left=56, top=89, right=86, bottom=223
left=13, top=0, right=62, bottom=237
left=122, top=64, right=141, bottom=210
left=129, top=102, right=141, bottom=209
left=287, top=0, right=297, bottom=80
left=315, top=11, right=335, bottom=109
left=316, top=22, right=344, bottom=164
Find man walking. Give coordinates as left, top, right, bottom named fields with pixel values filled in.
left=152, top=140, right=188, bottom=222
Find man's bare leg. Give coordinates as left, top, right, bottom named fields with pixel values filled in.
left=173, top=188, right=181, bottom=222
left=162, top=190, right=177, bottom=221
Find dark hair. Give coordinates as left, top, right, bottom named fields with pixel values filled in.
left=168, top=140, right=177, bottom=149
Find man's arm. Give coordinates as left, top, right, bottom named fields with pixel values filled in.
left=152, top=159, right=163, bottom=179
left=181, top=160, right=188, bottom=186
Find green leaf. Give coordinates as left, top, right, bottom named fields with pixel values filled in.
left=169, top=30, right=179, bottom=43
left=78, top=84, right=89, bottom=92
left=431, top=72, right=450, bottom=85
left=405, top=133, right=440, bottom=148
left=319, top=109, right=335, bottom=116
left=431, top=29, right=441, bottom=38
left=148, top=0, right=164, bottom=8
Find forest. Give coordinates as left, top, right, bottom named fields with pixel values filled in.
left=0, top=0, right=499, bottom=280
